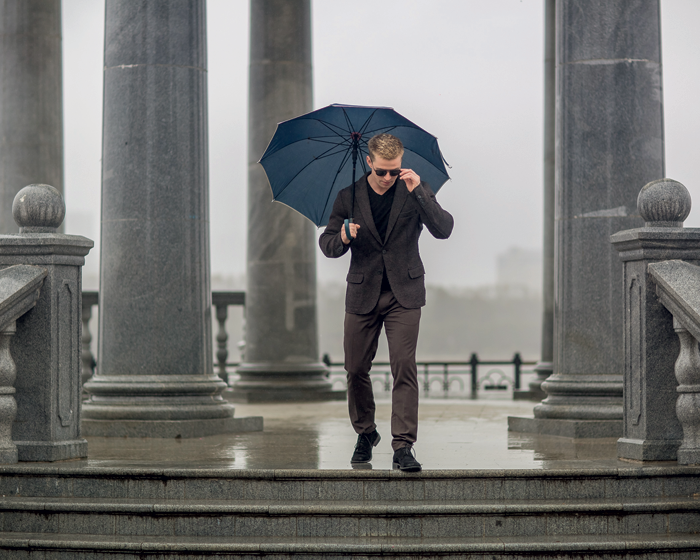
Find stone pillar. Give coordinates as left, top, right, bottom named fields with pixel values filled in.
left=510, top=0, right=664, bottom=437
left=0, top=0, right=63, bottom=233
left=515, top=0, right=555, bottom=401
left=82, top=1, right=261, bottom=437
left=612, top=179, right=700, bottom=461
left=3, top=185, right=91, bottom=461
left=231, top=0, right=337, bottom=403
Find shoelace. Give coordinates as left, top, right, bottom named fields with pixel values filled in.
left=354, top=433, right=371, bottom=451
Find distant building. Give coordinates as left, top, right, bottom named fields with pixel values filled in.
left=496, top=246, right=542, bottom=296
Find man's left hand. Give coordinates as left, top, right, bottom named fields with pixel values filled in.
left=400, top=169, right=420, bottom=192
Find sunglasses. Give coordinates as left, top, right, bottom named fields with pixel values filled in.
left=373, top=167, right=401, bottom=177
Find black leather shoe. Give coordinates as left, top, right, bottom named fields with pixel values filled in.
left=351, top=430, right=381, bottom=463
left=392, top=446, right=422, bottom=472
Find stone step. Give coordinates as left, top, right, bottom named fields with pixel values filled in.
left=1, top=466, right=699, bottom=502
left=1, top=496, right=699, bottom=539
left=2, top=531, right=700, bottom=559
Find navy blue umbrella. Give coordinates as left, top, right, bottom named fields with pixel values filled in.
left=259, top=104, right=450, bottom=228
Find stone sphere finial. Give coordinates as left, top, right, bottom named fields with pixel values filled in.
left=12, top=184, right=65, bottom=233
left=637, top=178, right=691, bottom=227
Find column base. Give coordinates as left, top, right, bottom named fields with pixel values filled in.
left=81, top=416, right=263, bottom=438
left=508, top=416, right=622, bottom=438
left=228, top=387, right=346, bottom=403
left=513, top=388, right=547, bottom=401
left=617, top=437, right=681, bottom=461
left=15, top=439, right=88, bottom=462
left=0, top=445, right=17, bottom=464
left=231, top=361, right=345, bottom=403
left=678, top=447, right=700, bottom=465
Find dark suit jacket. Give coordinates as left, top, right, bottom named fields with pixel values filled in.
left=319, top=173, right=454, bottom=314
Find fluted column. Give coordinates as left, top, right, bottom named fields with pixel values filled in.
left=231, top=0, right=338, bottom=402
left=0, top=0, right=63, bottom=233
left=510, top=0, right=664, bottom=438
left=535, top=0, right=664, bottom=433
left=82, top=1, right=253, bottom=437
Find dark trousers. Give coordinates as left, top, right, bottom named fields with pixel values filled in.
left=344, top=290, right=421, bottom=451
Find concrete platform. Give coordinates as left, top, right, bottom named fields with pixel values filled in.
left=60, top=399, right=643, bottom=470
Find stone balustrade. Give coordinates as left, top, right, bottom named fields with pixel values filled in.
left=611, top=179, right=700, bottom=464
left=81, top=291, right=246, bottom=388
left=0, top=184, right=92, bottom=464
left=647, top=260, right=700, bottom=464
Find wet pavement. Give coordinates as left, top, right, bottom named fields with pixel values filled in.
left=82, top=399, right=634, bottom=471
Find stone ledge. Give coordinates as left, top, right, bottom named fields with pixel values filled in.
left=508, top=416, right=622, bottom=438
left=227, top=388, right=346, bottom=403
left=1, top=532, right=700, bottom=556
left=618, top=438, right=682, bottom=462
left=15, top=439, right=87, bottom=462
left=81, top=416, right=263, bottom=438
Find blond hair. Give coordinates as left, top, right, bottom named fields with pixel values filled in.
left=367, top=133, right=404, bottom=161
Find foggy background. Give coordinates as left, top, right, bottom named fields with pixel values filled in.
left=62, top=1, right=700, bottom=361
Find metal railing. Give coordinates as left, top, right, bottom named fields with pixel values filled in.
left=319, top=353, right=536, bottom=399
left=82, top=292, right=536, bottom=399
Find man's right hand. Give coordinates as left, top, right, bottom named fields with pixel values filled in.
left=341, top=223, right=360, bottom=244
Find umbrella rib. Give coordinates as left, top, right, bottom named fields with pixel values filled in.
left=361, top=124, right=402, bottom=137
left=308, top=137, right=351, bottom=147
left=357, top=108, right=380, bottom=136
left=341, top=107, right=356, bottom=134
left=312, top=118, right=352, bottom=137
left=319, top=147, right=354, bottom=224
left=315, top=147, right=353, bottom=161
left=273, top=142, right=352, bottom=199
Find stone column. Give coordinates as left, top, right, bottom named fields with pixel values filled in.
left=515, top=0, right=555, bottom=401
left=231, top=0, right=337, bottom=402
left=510, top=0, right=664, bottom=437
left=0, top=0, right=63, bottom=233
left=82, top=1, right=261, bottom=437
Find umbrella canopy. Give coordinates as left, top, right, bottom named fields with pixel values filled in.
left=259, top=104, right=450, bottom=227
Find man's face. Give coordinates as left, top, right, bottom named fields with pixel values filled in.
left=367, top=155, right=402, bottom=189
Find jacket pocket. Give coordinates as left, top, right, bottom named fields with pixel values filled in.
left=346, top=273, right=364, bottom=284
left=399, top=209, right=418, bottom=219
left=408, top=265, right=425, bottom=279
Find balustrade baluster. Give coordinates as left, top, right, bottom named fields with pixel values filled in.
left=673, top=318, right=700, bottom=465
left=215, top=303, right=229, bottom=384
left=81, top=293, right=98, bottom=387
left=0, top=322, right=17, bottom=463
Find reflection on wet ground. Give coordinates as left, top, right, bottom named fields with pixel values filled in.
left=84, top=400, right=630, bottom=471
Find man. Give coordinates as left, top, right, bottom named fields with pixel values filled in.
left=319, top=133, right=454, bottom=471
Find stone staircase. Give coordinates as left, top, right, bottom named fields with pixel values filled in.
left=0, top=465, right=699, bottom=559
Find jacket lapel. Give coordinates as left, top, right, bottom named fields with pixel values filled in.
left=354, top=174, right=382, bottom=245
left=383, top=179, right=408, bottom=243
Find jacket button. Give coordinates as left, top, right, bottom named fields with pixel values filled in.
left=382, top=249, right=387, bottom=254
left=377, top=270, right=382, bottom=275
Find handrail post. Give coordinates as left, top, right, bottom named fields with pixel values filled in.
left=513, top=353, right=522, bottom=390
left=470, top=353, right=479, bottom=400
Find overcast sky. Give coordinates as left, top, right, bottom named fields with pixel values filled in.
left=62, top=1, right=700, bottom=289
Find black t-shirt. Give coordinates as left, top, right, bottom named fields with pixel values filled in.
left=367, top=179, right=396, bottom=291
left=367, top=180, right=396, bottom=242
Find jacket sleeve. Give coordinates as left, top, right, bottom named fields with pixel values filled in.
left=410, top=182, right=454, bottom=239
left=319, top=190, right=351, bottom=258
